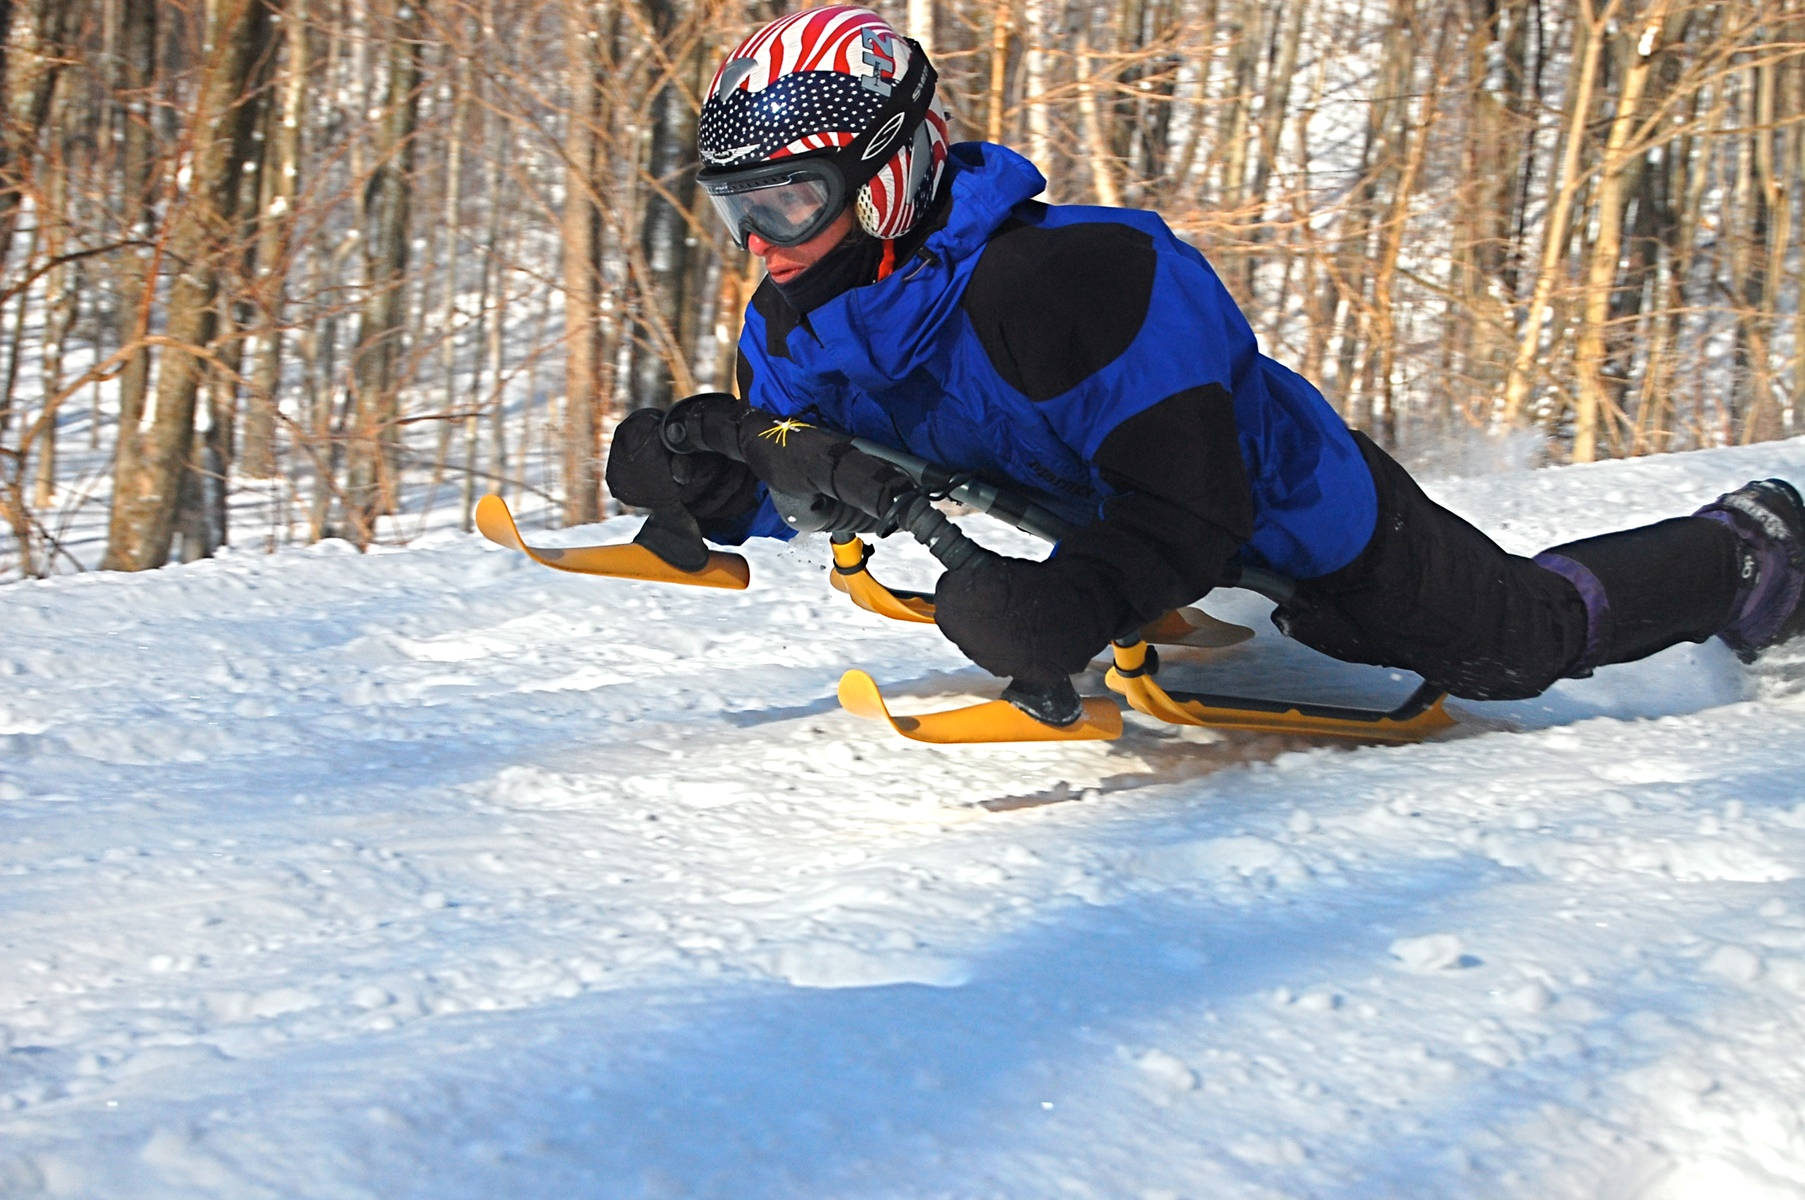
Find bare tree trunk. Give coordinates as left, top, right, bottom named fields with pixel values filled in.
left=1075, top=29, right=1122, bottom=206
left=181, top=18, right=277, bottom=561
left=908, top=0, right=934, bottom=54
left=245, top=0, right=309, bottom=479
left=1214, top=0, right=1257, bottom=219
left=525, top=281, right=550, bottom=510
left=1021, top=0, right=1049, bottom=170
left=103, top=0, right=274, bottom=572
left=1500, top=0, right=1614, bottom=433
left=1793, top=46, right=1805, bottom=431
left=1571, top=0, right=1671, bottom=463
left=109, top=0, right=158, bottom=447
left=0, top=222, right=33, bottom=444
left=34, top=67, right=71, bottom=511
left=2, top=0, right=79, bottom=530
left=431, top=35, right=468, bottom=492
left=344, top=0, right=422, bottom=545
left=1241, top=0, right=1303, bottom=300
left=1367, top=8, right=1442, bottom=448
left=1330, top=0, right=1415, bottom=434
left=1127, top=0, right=1180, bottom=204
left=1739, top=40, right=1790, bottom=444
left=471, top=100, right=509, bottom=524
left=1497, top=0, right=1543, bottom=300
left=675, top=40, right=712, bottom=386
left=1640, top=71, right=1719, bottom=448
left=560, top=0, right=602, bottom=524
left=627, top=0, right=697, bottom=413
left=303, top=252, right=341, bottom=543
left=986, top=0, right=1011, bottom=145
left=1630, top=116, right=1686, bottom=455
left=0, top=0, right=75, bottom=279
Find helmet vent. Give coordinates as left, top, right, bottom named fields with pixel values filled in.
left=714, top=58, right=758, bottom=98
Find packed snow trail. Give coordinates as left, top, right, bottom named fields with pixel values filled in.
left=6, top=442, right=1805, bottom=1198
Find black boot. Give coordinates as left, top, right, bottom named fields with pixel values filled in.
left=1695, top=479, right=1805, bottom=662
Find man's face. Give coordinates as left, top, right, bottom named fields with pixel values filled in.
left=747, top=208, right=858, bottom=285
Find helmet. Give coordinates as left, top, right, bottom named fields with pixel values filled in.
left=697, top=6, right=950, bottom=247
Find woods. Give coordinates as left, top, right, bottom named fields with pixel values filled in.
left=0, top=0, right=1801, bottom=579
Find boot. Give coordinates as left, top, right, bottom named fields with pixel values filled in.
left=1695, top=479, right=1805, bottom=662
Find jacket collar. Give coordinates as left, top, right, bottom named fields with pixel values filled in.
left=803, top=142, right=1047, bottom=388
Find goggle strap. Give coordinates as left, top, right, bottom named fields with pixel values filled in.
left=837, top=39, right=937, bottom=196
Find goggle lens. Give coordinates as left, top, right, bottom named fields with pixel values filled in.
left=702, top=168, right=841, bottom=248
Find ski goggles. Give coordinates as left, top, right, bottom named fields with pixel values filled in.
left=699, top=156, right=849, bottom=249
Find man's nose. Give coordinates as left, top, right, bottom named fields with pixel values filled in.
left=746, top=232, right=773, bottom=257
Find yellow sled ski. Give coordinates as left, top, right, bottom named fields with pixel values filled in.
left=837, top=670, right=1123, bottom=744
left=474, top=494, right=750, bottom=590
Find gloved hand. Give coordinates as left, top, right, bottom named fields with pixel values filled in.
left=663, top=392, right=918, bottom=528
left=934, top=552, right=1130, bottom=685
left=604, top=406, right=758, bottom=521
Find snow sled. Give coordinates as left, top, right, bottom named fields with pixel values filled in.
left=474, top=416, right=1452, bottom=746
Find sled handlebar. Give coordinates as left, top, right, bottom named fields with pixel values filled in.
left=848, top=437, right=1296, bottom=603
left=660, top=398, right=1295, bottom=602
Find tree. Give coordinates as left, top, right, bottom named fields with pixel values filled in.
left=103, top=0, right=275, bottom=571
left=341, top=0, right=422, bottom=545
left=560, top=0, right=605, bottom=525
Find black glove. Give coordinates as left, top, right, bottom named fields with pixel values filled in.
left=604, top=406, right=758, bottom=521
left=663, top=393, right=917, bottom=528
left=934, top=552, right=1131, bottom=685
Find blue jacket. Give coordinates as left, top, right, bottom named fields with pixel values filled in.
left=724, top=141, right=1376, bottom=582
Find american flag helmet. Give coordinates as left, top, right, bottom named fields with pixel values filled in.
left=698, top=7, right=950, bottom=245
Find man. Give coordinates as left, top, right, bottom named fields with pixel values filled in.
left=606, top=5, right=1805, bottom=702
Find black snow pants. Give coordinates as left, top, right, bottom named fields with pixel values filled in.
left=1271, top=432, right=1747, bottom=701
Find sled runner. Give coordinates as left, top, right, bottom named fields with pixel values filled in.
left=474, top=417, right=1452, bottom=745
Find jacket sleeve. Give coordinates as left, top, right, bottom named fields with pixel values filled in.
left=961, top=217, right=1256, bottom=625
left=1059, top=383, right=1253, bottom=630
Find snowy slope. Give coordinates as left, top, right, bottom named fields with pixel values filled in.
left=6, top=441, right=1805, bottom=1199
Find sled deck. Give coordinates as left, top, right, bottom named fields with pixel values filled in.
left=1104, top=640, right=1455, bottom=744
left=836, top=640, right=1452, bottom=746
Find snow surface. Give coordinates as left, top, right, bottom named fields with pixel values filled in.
left=7, top=441, right=1805, bottom=1199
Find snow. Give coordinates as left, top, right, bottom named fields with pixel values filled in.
left=7, top=440, right=1805, bottom=1198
